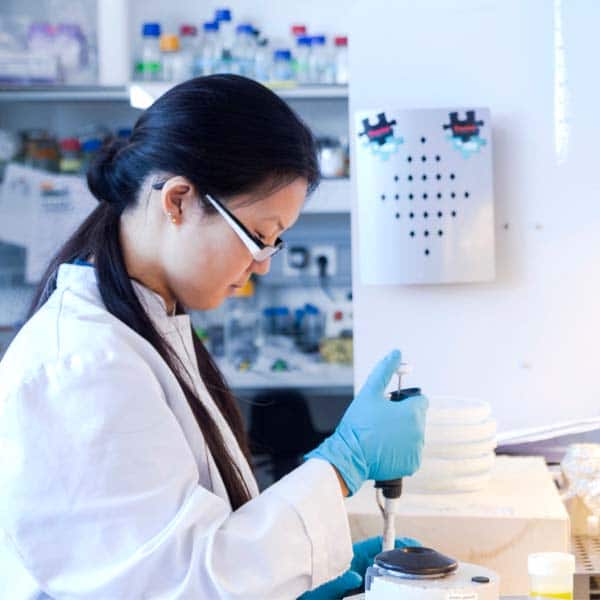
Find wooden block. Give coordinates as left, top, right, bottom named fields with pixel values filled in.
left=345, top=456, right=570, bottom=595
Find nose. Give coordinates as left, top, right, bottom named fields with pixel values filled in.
left=251, top=257, right=271, bottom=276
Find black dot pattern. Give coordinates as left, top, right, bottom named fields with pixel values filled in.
left=380, top=152, right=469, bottom=255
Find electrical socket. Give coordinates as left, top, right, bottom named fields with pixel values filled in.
left=308, top=244, right=337, bottom=277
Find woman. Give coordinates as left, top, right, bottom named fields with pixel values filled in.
left=0, top=75, right=427, bottom=599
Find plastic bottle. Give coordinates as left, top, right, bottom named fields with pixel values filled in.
left=214, top=8, right=234, bottom=52
left=55, top=23, right=88, bottom=84
left=528, top=553, right=575, bottom=600
left=334, top=36, right=348, bottom=84
left=272, top=49, right=294, bottom=83
left=97, top=0, right=130, bottom=86
left=311, top=35, right=334, bottom=84
left=232, top=24, right=256, bottom=77
left=290, top=24, right=307, bottom=51
left=80, top=138, right=102, bottom=173
left=295, top=35, right=312, bottom=84
left=27, top=23, right=59, bottom=84
left=179, top=25, right=200, bottom=77
left=290, top=24, right=307, bottom=74
left=59, top=138, right=82, bottom=174
left=136, top=22, right=162, bottom=81
left=160, top=34, right=192, bottom=82
left=23, top=130, right=59, bottom=172
left=225, top=280, right=260, bottom=371
left=198, top=22, right=221, bottom=76
left=251, top=38, right=270, bottom=82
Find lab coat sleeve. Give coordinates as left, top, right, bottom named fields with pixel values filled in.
left=0, top=345, right=352, bottom=599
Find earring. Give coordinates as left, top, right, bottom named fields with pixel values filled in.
left=168, top=212, right=178, bottom=225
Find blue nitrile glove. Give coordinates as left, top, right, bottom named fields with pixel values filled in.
left=350, top=536, right=421, bottom=578
left=305, top=349, right=428, bottom=495
left=297, top=569, right=362, bottom=600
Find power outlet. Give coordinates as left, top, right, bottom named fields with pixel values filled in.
left=309, top=244, right=337, bottom=277
left=282, top=246, right=308, bottom=277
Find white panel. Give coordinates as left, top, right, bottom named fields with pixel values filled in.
left=349, top=0, right=600, bottom=441
left=355, top=107, right=494, bottom=284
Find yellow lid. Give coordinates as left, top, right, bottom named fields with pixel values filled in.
left=233, top=279, right=255, bottom=297
left=160, top=34, right=180, bottom=52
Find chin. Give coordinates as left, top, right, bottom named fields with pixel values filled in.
left=185, top=292, right=226, bottom=311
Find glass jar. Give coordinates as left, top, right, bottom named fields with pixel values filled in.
left=528, top=553, right=575, bottom=600
left=224, top=280, right=260, bottom=371
left=59, top=137, right=82, bottom=173
left=272, top=49, right=293, bottom=81
left=23, top=129, right=59, bottom=172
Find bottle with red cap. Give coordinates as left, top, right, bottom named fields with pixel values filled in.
left=290, top=24, right=307, bottom=76
left=59, top=138, right=81, bottom=174
left=180, top=25, right=200, bottom=77
left=334, top=36, right=348, bottom=84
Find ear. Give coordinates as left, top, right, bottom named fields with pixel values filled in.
left=159, top=176, right=196, bottom=224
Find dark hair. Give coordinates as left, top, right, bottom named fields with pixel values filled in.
left=29, top=75, right=320, bottom=509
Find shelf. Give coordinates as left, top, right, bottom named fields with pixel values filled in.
left=218, top=361, right=353, bottom=393
left=0, top=83, right=348, bottom=105
left=129, top=82, right=348, bottom=109
left=304, top=178, right=351, bottom=213
left=0, top=85, right=129, bottom=102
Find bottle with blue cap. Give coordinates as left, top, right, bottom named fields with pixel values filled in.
left=214, top=8, right=234, bottom=52
left=272, top=49, right=294, bottom=83
left=198, top=22, right=221, bottom=76
left=310, top=35, right=335, bottom=84
left=295, top=36, right=312, bottom=84
left=253, top=37, right=271, bottom=82
left=232, top=23, right=256, bottom=77
left=136, top=22, right=162, bottom=81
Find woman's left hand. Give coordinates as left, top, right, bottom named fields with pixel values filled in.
left=350, top=536, right=421, bottom=578
left=297, top=569, right=362, bottom=600
left=297, top=536, right=421, bottom=599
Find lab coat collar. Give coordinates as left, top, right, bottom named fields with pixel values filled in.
left=55, top=263, right=190, bottom=335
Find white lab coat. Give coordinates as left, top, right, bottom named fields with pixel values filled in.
left=0, top=264, right=352, bottom=599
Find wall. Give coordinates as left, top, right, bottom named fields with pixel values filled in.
left=349, top=0, right=600, bottom=441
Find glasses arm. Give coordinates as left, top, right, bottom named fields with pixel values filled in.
left=204, top=194, right=263, bottom=254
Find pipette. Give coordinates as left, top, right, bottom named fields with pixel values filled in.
left=374, top=362, right=421, bottom=551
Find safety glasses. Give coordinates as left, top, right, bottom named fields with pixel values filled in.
left=152, top=180, right=285, bottom=262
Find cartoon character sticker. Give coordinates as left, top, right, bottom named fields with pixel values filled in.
left=358, top=112, right=403, bottom=160
left=443, top=111, right=487, bottom=158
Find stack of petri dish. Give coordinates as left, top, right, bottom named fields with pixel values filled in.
left=404, top=396, right=497, bottom=493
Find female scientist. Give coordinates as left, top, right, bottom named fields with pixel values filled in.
left=0, top=75, right=427, bottom=599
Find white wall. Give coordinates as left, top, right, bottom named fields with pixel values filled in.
left=349, top=0, right=600, bottom=441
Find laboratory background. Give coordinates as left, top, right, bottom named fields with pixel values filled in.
left=1, top=0, right=599, bottom=597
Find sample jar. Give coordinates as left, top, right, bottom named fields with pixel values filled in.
left=528, top=552, right=575, bottom=600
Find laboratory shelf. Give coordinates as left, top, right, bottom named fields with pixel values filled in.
left=218, top=361, right=354, bottom=393
left=0, top=86, right=129, bottom=102
left=304, top=178, right=351, bottom=213
left=0, top=83, right=349, bottom=105
left=128, top=82, right=348, bottom=109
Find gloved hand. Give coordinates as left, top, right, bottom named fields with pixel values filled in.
left=306, top=349, right=428, bottom=495
left=350, top=536, right=421, bottom=578
left=297, top=569, right=362, bottom=600
left=297, top=536, right=422, bottom=599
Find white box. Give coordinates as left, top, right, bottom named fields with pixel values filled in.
left=345, top=456, right=570, bottom=595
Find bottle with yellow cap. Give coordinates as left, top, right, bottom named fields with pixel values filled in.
left=159, top=33, right=193, bottom=82
left=224, top=278, right=261, bottom=372
left=528, top=552, right=575, bottom=600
